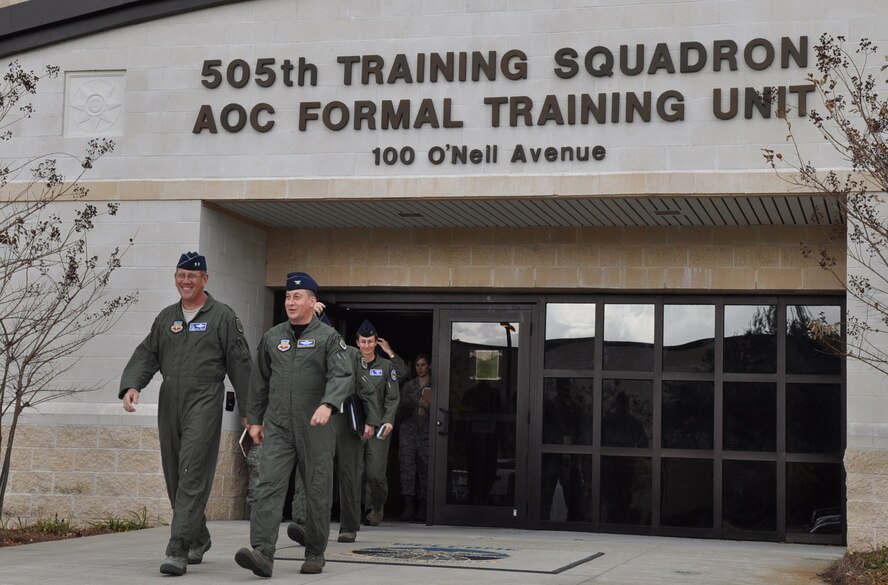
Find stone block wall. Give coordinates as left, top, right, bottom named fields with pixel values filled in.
left=1, top=423, right=246, bottom=526
left=266, top=224, right=845, bottom=292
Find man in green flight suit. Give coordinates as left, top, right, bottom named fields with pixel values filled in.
left=285, top=313, right=408, bottom=545
left=355, top=319, right=400, bottom=527
left=120, top=252, right=252, bottom=576
left=235, top=272, right=353, bottom=578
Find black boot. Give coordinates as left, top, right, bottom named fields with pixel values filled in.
left=399, top=496, right=415, bottom=521
left=415, top=499, right=426, bottom=522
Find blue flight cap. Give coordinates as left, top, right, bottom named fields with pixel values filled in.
left=356, top=319, right=377, bottom=338
left=286, top=271, right=318, bottom=293
left=177, top=251, right=207, bottom=271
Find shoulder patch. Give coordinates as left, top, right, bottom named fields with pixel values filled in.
left=390, top=369, right=398, bottom=382
left=235, top=318, right=244, bottom=333
left=339, top=338, right=347, bottom=351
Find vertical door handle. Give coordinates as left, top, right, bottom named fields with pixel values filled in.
left=437, top=408, right=449, bottom=435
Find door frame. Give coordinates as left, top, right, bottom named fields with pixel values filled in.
left=432, top=306, right=533, bottom=527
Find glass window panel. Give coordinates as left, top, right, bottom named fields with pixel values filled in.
left=786, top=305, right=842, bottom=375
left=545, top=303, right=596, bottom=369
left=600, top=456, right=652, bottom=525
left=723, top=460, right=776, bottom=532
left=542, top=378, right=594, bottom=445
left=602, top=379, right=652, bottom=448
left=724, top=305, right=777, bottom=373
left=786, top=462, right=844, bottom=534
left=661, top=458, right=714, bottom=528
left=662, top=381, right=714, bottom=450
left=447, top=321, right=519, bottom=507
left=786, top=383, right=843, bottom=454
left=540, top=454, right=593, bottom=523
left=723, top=382, right=776, bottom=452
left=603, top=304, right=654, bottom=371
left=663, top=304, right=715, bottom=372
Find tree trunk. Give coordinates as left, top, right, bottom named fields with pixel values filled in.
left=0, top=397, right=23, bottom=518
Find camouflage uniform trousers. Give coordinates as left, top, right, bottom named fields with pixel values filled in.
left=398, top=415, right=429, bottom=499
left=246, top=444, right=306, bottom=524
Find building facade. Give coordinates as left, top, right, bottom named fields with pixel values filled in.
left=0, top=0, right=885, bottom=549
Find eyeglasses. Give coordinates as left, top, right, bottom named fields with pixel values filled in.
left=175, top=273, right=204, bottom=282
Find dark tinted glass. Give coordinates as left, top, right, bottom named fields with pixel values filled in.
left=786, top=462, right=844, bottom=533
left=602, top=379, right=652, bottom=448
left=786, top=383, right=843, bottom=454
left=603, top=304, right=654, bottom=371
left=663, top=305, right=715, bottom=372
left=545, top=303, right=595, bottom=369
left=600, top=456, right=651, bottom=525
left=723, top=460, right=776, bottom=532
left=723, top=382, right=776, bottom=452
left=446, top=321, right=519, bottom=507
left=724, top=305, right=777, bottom=373
left=662, top=381, right=714, bottom=450
left=542, top=378, right=594, bottom=445
left=540, top=453, right=593, bottom=522
left=786, top=305, right=842, bottom=375
left=661, top=458, right=714, bottom=528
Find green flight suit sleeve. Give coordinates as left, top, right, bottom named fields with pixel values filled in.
left=381, top=363, right=401, bottom=426
left=118, top=315, right=162, bottom=399
left=321, top=332, right=353, bottom=413
left=248, top=335, right=272, bottom=425
left=390, top=354, right=410, bottom=381
left=221, top=313, right=252, bottom=418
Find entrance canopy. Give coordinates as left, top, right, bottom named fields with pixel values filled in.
left=216, top=194, right=843, bottom=228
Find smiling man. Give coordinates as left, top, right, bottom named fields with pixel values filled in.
left=119, top=251, right=252, bottom=576
left=235, top=271, right=353, bottom=578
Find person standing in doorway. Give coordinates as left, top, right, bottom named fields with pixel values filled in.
left=356, top=320, right=400, bottom=526
left=120, top=251, right=252, bottom=576
left=234, top=272, right=352, bottom=578
left=398, top=354, right=432, bottom=521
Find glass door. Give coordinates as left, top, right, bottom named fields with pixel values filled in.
left=432, top=308, right=531, bottom=527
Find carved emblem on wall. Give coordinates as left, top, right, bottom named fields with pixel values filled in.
left=65, top=72, right=125, bottom=136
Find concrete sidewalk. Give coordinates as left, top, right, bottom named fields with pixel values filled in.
left=0, top=520, right=842, bottom=585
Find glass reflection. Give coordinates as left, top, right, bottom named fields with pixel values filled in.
left=787, top=305, right=842, bottom=375
left=724, top=305, right=777, bottom=373
left=787, top=383, right=843, bottom=454
left=724, top=382, right=776, bottom=452
left=540, top=453, right=593, bottom=522
left=542, top=378, right=594, bottom=445
left=602, top=379, right=652, bottom=448
left=545, top=303, right=595, bottom=369
left=600, top=456, right=652, bottom=525
left=663, top=305, right=715, bottom=372
left=786, top=462, right=844, bottom=533
left=723, top=460, right=776, bottom=532
left=661, top=458, right=713, bottom=528
left=662, top=381, right=714, bottom=450
left=603, top=304, right=654, bottom=371
left=447, top=321, right=518, bottom=507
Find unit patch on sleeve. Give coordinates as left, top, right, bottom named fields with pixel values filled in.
left=339, top=338, right=347, bottom=351
left=235, top=317, right=244, bottom=333
left=391, top=369, right=398, bottom=381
